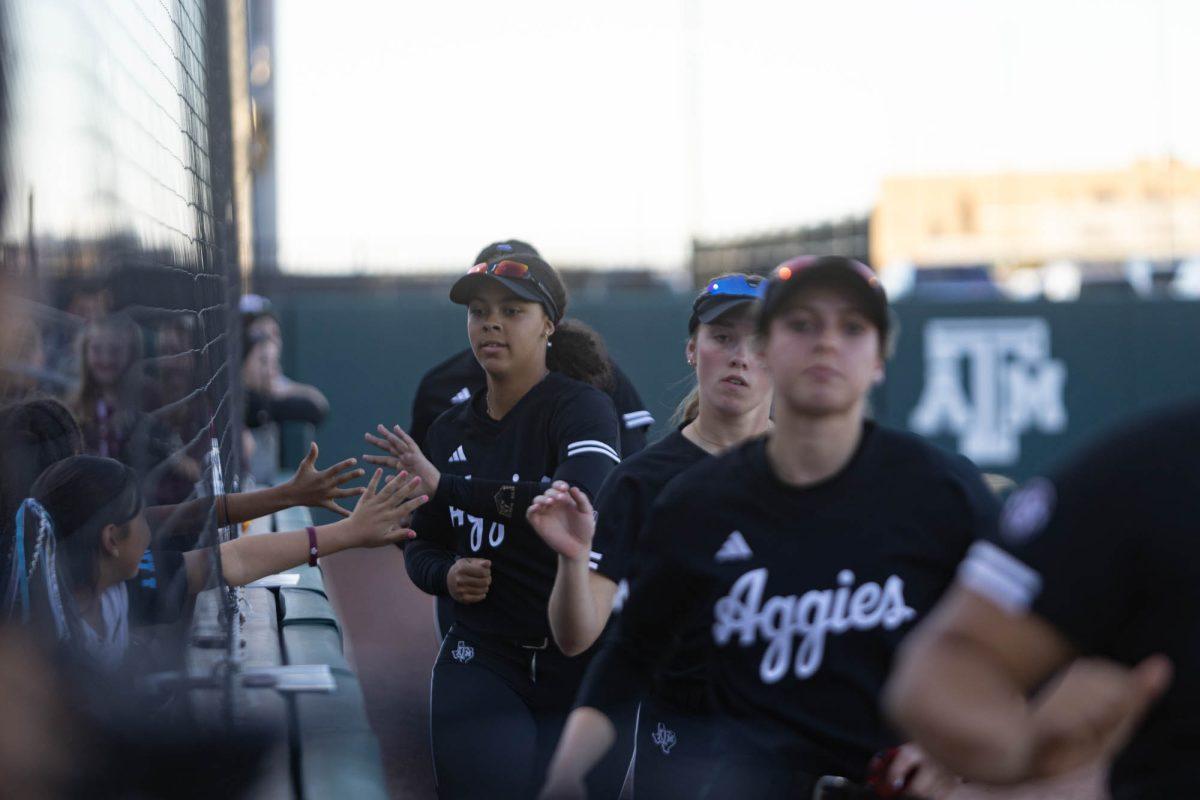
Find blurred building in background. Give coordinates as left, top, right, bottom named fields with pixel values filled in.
left=690, top=215, right=870, bottom=285
left=872, top=159, right=1200, bottom=271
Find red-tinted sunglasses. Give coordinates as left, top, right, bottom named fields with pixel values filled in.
left=467, top=259, right=560, bottom=320
left=772, top=255, right=881, bottom=290
left=468, top=259, right=531, bottom=278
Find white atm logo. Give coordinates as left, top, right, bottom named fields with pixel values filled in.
left=909, top=318, right=1066, bottom=466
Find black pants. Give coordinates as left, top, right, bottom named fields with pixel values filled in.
left=435, top=595, right=454, bottom=640
left=697, top=758, right=819, bottom=800
left=430, top=624, right=632, bottom=799
left=632, top=690, right=719, bottom=799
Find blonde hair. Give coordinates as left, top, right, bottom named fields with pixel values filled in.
left=669, top=384, right=700, bottom=428
left=669, top=332, right=701, bottom=427
left=68, top=313, right=145, bottom=434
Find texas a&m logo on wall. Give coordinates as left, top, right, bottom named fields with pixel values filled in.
left=909, top=318, right=1067, bottom=466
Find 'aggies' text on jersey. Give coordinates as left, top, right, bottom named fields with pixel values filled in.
left=579, top=423, right=998, bottom=779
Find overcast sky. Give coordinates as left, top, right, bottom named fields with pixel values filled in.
left=274, top=0, right=1200, bottom=274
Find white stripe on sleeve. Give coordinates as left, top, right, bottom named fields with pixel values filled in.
left=622, top=411, right=655, bottom=429
left=567, top=446, right=621, bottom=463
left=567, top=440, right=620, bottom=462
left=956, top=541, right=1043, bottom=614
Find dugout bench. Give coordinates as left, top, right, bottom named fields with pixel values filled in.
left=187, top=502, right=389, bottom=799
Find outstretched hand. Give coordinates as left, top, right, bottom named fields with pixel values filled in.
left=526, top=481, right=595, bottom=562
left=364, top=424, right=441, bottom=496
left=1028, top=654, right=1172, bottom=779
left=284, top=442, right=367, bottom=518
left=344, top=468, right=428, bottom=547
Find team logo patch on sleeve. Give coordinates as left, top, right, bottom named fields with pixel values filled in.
left=494, top=485, right=516, bottom=518
left=1000, top=477, right=1056, bottom=543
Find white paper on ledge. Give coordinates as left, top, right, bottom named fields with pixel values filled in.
left=246, top=573, right=302, bottom=589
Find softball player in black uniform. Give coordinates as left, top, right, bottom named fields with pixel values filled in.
left=408, top=241, right=654, bottom=646
left=409, top=240, right=654, bottom=458
left=542, top=257, right=996, bottom=799
left=384, top=253, right=624, bottom=799
left=528, top=273, right=773, bottom=797
left=886, top=401, right=1195, bottom=799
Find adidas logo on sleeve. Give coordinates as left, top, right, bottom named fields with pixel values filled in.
left=448, top=446, right=468, bottom=463
left=451, top=387, right=471, bottom=405
left=715, top=531, right=754, bottom=562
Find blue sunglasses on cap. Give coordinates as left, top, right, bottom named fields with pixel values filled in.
left=689, top=273, right=765, bottom=332
left=700, top=274, right=766, bottom=300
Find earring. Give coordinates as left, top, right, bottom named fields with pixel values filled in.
left=687, top=358, right=695, bottom=366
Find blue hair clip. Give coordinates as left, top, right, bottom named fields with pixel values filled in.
left=11, top=498, right=61, bottom=633
left=14, top=502, right=29, bottom=622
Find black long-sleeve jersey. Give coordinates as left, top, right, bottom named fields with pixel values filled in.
left=591, top=428, right=708, bottom=587
left=579, top=423, right=998, bottom=780
left=959, top=401, right=1200, bottom=800
left=406, top=371, right=623, bottom=640
left=409, top=348, right=653, bottom=457
left=590, top=429, right=712, bottom=696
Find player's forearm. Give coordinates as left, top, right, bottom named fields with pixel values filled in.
left=436, top=474, right=547, bottom=524
left=146, top=483, right=297, bottom=540
left=886, top=635, right=1035, bottom=783
left=217, top=521, right=355, bottom=589
left=541, top=707, right=617, bottom=794
left=220, top=483, right=296, bottom=526
left=145, top=498, right=209, bottom=539
left=403, top=538, right=455, bottom=596
left=548, top=555, right=609, bottom=656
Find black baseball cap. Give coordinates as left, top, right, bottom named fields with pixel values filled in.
left=449, top=253, right=563, bottom=322
left=472, top=239, right=540, bottom=266
left=757, top=255, right=889, bottom=340
left=688, top=273, right=765, bottom=334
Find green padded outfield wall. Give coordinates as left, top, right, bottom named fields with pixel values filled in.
left=276, top=289, right=1200, bottom=507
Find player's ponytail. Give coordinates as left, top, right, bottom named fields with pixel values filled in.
left=547, top=319, right=614, bottom=392
left=670, top=385, right=700, bottom=428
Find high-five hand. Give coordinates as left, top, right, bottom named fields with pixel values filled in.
left=526, top=481, right=594, bottom=562
left=283, top=442, right=367, bottom=518
left=1028, top=654, right=1172, bottom=778
left=364, top=424, right=441, bottom=496
left=343, top=469, right=428, bottom=547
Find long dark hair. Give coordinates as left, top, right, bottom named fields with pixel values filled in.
left=0, top=397, right=84, bottom=542
left=535, top=267, right=614, bottom=392
left=30, top=455, right=142, bottom=595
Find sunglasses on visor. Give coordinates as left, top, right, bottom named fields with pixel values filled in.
left=699, top=274, right=766, bottom=301
left=467, top=259, right=560, bottom=321
left=771, top=256, right=881, bottom=289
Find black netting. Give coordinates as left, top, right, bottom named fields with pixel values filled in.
left=1, top=0, right=243, bottom=701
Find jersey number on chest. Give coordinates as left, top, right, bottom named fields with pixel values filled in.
left=449, top=506, right=506, bottom=552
